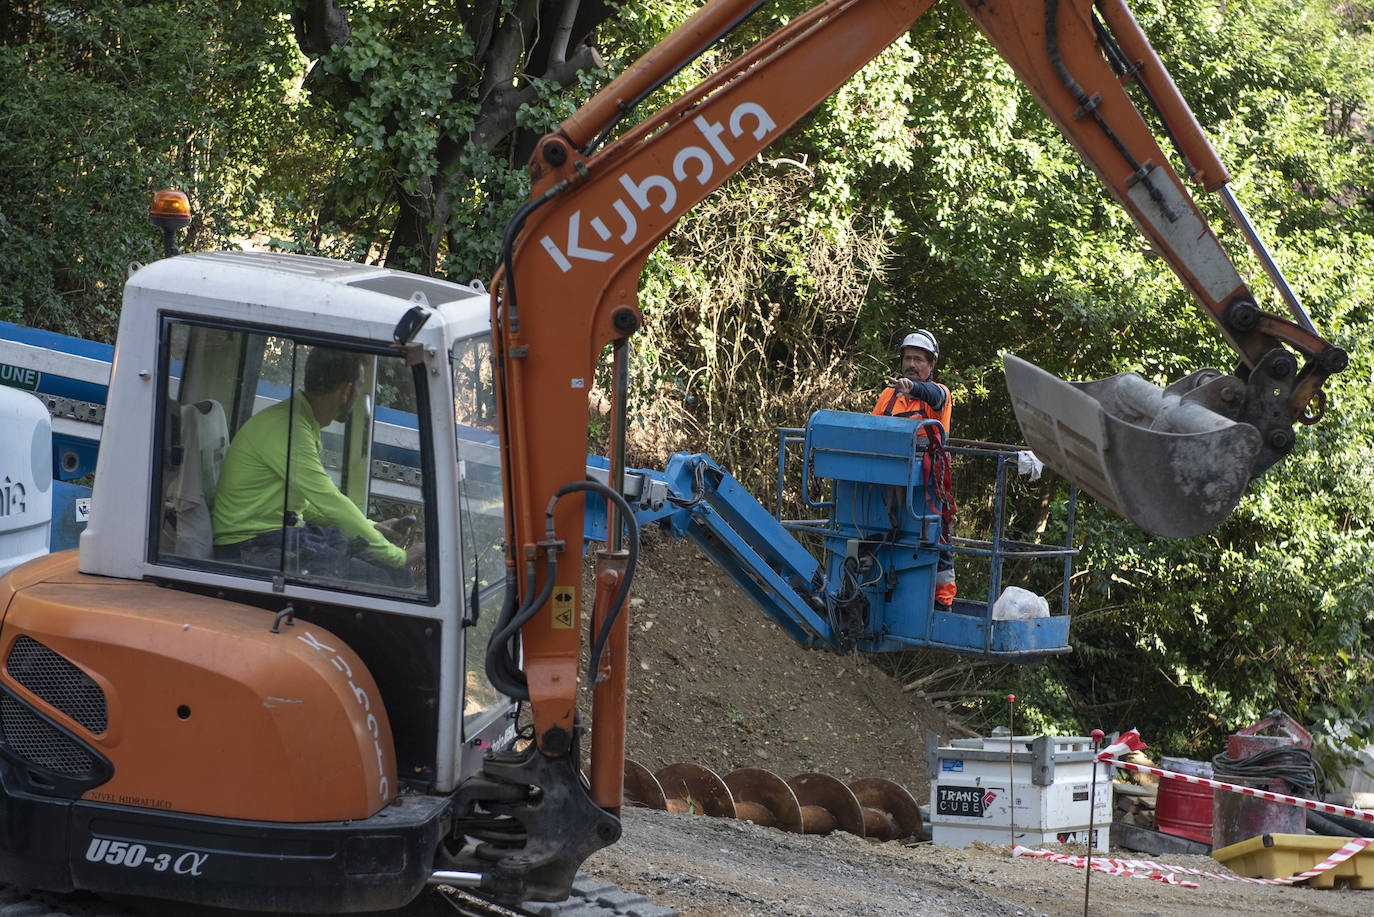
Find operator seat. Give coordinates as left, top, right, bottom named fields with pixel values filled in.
left=160, top=399, right=229, bottom=559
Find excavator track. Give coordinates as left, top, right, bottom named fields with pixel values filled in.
left=0, top=886, right=136, bottom=917
left=435, top=876, right=677, bottom=917
left=0, top=878, right=674, bottom=917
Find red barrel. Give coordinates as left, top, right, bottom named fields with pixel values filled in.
left=1155, top=757, right=1214, bottom=844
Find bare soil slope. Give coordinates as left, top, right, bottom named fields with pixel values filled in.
left=611, top=530, right=963, bottom=797
left=577, top=533, right=1374, bottom=917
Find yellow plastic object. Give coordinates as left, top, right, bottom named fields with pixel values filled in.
left=1211, top=833, right=1374, bottom=888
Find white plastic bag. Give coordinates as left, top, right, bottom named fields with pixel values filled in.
left=1016, top=450, right=1044, bottom=481
left=992, top=585, right=1049, bottom=621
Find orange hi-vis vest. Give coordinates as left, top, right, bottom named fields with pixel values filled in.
left=871, top=382, right=952, bottom=440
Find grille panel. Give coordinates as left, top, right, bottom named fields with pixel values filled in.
left=0, top=695, right=96, bottom=776
left=6, top=635, right=108, bottom=733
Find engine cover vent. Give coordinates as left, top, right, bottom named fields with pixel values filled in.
left=6, top=635, right=108, bottom=734
left=0, top=695, right=97, bottom=777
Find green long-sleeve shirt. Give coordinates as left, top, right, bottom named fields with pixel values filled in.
left=211, top=392, right=406, bottom=566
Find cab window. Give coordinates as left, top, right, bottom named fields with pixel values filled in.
left=154, top=320, right=432, bottom=601
left=451, top=334, right=505, bottom=723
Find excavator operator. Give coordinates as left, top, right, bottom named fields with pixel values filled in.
left=872, top=329, right=956, bottom=610
left=210, top=346, right=413, bottom=587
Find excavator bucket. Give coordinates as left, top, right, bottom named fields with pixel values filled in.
left=1003, top=354, right=1262, bottom=538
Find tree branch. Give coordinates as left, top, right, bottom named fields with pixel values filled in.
left=549, top=0, right=582, bottom=65
left=470, top=43, right=602, bottom=153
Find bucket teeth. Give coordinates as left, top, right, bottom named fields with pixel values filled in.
left=625, top=760, right=924, bottom=841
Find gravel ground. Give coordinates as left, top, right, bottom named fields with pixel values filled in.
left=583, top=807, right=1373, bottom=917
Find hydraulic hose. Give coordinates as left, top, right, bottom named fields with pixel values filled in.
left=544, top=480, right=640, bottom=685
left=485, top=565, right=537, bottom=700
left=487, top=556, right=559, bottom=703
left=1044, top=0, right=1175, bottom=221
left=484, top=480, right=641, bottom=699
left=497, top=185, right=564, bottom=337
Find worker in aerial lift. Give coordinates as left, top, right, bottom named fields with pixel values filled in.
left=211, top=346, right=413, bottom=587
left=872, top=329, right=956, bottom=610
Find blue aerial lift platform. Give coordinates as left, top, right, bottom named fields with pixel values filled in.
left=587, top=410, right=1076, bottom=659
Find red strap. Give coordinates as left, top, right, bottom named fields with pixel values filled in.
left=921, top=441, right=957, bottom=536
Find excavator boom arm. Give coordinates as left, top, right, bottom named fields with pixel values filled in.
left=481, top=0, right=1344, bottom=896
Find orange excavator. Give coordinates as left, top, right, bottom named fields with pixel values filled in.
left=0, top=0, right=1345, bottom=913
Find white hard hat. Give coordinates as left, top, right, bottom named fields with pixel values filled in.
left=900, top=329, right=939, bottom=360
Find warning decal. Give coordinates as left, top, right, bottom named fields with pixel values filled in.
left=551, top=586, right=575, bottom=629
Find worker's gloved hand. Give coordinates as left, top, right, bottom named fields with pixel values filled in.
left=405, top=541, right=426, bottom=566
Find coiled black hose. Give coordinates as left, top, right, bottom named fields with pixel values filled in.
left=484, top=479, right=640, bottom=701
left=1211, top=746, right=1327, bottom=801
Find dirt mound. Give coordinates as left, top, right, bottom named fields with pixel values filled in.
left=597, top=529, right=966, bottom=802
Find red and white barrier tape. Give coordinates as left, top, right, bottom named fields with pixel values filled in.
left=1098, top=729, right=1374, bottom=825
left=1013, top=846, right=1201, bottom=887
left=1014, top=838, right=1372, bottom=886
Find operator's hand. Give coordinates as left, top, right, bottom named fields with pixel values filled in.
left=405, top=541, right=426, bottom=566
left=887, top=375, right=914, bottom=397
left=376, top=514, right=418, bottom=547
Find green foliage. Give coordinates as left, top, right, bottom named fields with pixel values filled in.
left=6, top=0, right=1374, bottom=762
left=611, top=0, right=1374, bottom=758
left=600, top=0, right=1374, bottom=758
left=0, top=0, right=303, bottom=340
left=910, top=0, right=1374, bottom=756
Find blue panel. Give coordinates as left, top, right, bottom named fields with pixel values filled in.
left=806, top=410, right=940, bottom=487
left=52, top=434, right=99, bottom=481
left=0, top=322, right=114, bottom=362
left=0, top=322, right=113, bottom=405
left=49, top=482, right=92, bottom=553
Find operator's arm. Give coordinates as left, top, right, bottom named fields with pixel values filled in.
left=907, top=380, right=947, bottom=412
left=289, top=421, right=406, bottom=567
left=873, top=380, right=948, bottom=415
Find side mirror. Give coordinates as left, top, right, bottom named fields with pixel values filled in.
left=393, top=304, right=432, bottom=345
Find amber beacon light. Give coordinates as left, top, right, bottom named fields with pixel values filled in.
left=150, top=189, right=191, bottom=258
